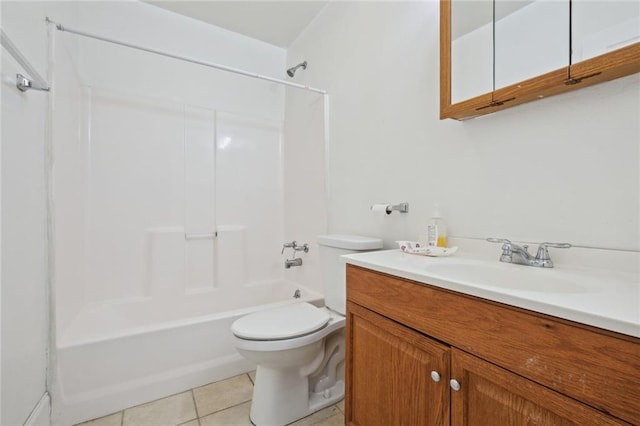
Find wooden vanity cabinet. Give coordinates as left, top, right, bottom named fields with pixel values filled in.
left=345, top=265, right=640, bottom=426
left=347, top=302, right=450, bottom=425
left=450, top=349, right=624, bottom=426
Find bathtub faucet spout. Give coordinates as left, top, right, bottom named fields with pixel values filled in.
left=285, top=258, right=302, bottom=269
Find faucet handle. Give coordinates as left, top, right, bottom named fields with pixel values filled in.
left=487, top=237, right=512, bottom=250
left=487, top=238, right=511, bottom=245
left=535, top=242, right=571, bottom=267
left=282, top=241, right=297, bottom=254
left=294, top=243, right=309, bottom=253
left=539, top=242, right=572, bottom=249
left=535, top=242, right=571, bottom=259
left=487, top=238, right=513, bottom=262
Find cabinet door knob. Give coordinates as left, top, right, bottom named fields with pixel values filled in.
left=430, top=371, right=441, bottom=382
left=449, top=379, right=461, bottom=391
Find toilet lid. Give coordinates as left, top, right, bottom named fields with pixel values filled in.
left=232, top=303, right=330, bottom=340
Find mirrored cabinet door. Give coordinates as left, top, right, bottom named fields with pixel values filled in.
left=494, top=0, right=570, bottom=90
left=450, top=0, right=494, bottom=104
left=571, top=0, right=640, bottom=64
left=440, top=0, right=640, bottom=120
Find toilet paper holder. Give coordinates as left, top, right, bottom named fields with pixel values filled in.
left=371, top=202, right=409, bottom=214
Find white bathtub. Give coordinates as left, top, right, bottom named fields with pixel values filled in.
left=51, top=281, right=323, bottom=425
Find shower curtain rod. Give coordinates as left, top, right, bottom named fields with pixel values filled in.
left=50, top=20, right=328, bottom=95
left=1, top=28, right=50, bottom=92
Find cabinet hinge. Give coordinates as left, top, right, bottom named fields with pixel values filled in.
left=564, top=72, right=601, bottom=85
left=476, top=97, right=516, bottom=111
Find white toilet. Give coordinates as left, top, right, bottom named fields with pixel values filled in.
left=231, top=234, right=383, bottom=425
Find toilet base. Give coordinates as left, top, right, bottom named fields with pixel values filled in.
left=249, top=365, right=344, bottom=426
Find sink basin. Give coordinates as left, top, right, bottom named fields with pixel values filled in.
left=425, top=262, right=593, bottom=293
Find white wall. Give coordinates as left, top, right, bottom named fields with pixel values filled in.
left=286, top=1, right=639, bottom=253
left=1, top=3, right=49, bottom=424
left=0, top=2, right=76, bottom=424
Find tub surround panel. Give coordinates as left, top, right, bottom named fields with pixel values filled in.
left=146, top=228, right=186, bottom=297
left=184, top=106, right=216, bottom=235
left=283, top=89, right=329, bottom=295
left=51, top=22, right=86, bottom=336
left=57, top=88, right=287, bottom=305
left=84, top=88, right=185, bottom=302
left=215, top=112, right=285, bottom=285
left=52, top=0, right=288, bottom=330
left=216, top=226, right=248, bottom=289
left=186, top=239, right=216, bottom=292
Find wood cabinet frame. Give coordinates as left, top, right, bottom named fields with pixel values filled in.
left=440, top=0, right=640, bottom=120
left=346, top=264, right=640, bottom=425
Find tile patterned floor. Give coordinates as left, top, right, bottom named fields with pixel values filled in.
left=77, top=372, right=345, bottom=426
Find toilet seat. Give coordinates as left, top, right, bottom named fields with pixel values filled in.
left=233, top=307, right=346, bottom=353
left=232, top=302, right=330, bottom=341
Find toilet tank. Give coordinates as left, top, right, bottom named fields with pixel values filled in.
left=317, top=235, right=383, bottom=315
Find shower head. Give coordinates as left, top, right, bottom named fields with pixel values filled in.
left=286, top=61, right=307, bottom=77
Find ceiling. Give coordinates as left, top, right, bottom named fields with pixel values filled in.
left=146, top=1, right=328, bottom=48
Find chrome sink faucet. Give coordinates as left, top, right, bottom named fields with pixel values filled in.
left=487, top=238, right=571, bottom=268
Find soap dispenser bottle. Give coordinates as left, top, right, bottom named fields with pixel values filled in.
left=427, top=206, right=447, bottom=247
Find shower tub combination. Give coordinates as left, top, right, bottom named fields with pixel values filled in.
left=54, top=281, right=322, bottom=425
left=50, top=87, right=325, bottom=424
left=49, top=16, right=329, bottom=424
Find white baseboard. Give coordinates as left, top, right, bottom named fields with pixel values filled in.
left=24, top=392, right=50, bottom=426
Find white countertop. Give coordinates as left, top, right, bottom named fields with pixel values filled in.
left=343, top=248, right=640, bottom=338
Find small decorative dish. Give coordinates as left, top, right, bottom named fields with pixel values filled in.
left=396, top=241, right=458, bottom=257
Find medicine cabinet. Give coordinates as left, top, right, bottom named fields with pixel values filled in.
left=441, top=0, right=640, bottom=120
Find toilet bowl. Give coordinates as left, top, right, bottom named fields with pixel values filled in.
left=232, top=304, right=346, bottom=425
left=231, top=234, right=383, bottom=425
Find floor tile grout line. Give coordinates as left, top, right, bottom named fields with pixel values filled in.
left=198, top=399, right=253, bottom=420
left=190, top=389, right=201, bottom=420
left=246, top=371, right=255, bottom=385
left=81, top=372, right=256, bottom=425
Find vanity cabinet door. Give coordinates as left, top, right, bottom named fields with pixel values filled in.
left=450, top=348, right=627, bottom=426
left=345, top=302, right=450, bottom=426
